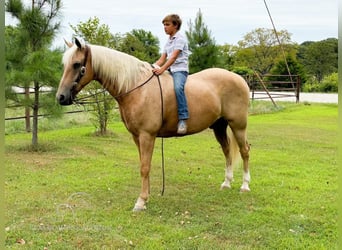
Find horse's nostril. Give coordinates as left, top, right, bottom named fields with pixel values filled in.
left=59, top=94, right=65, bottom=102
left=57, top=93, right=72, bottom=105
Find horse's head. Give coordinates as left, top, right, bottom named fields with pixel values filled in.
left=56, top=38, right=94, bottom=105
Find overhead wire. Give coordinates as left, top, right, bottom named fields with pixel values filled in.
left=263, top=0, right=294, bottom=87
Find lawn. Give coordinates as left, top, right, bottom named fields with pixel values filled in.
left=4, top=102, right=338, bottom=249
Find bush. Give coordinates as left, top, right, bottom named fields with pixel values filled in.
left=302, top=73, right=338, bottom=92
left=321, top=72, right=338, bottom=92
left=302, top=81, right=321, bottom=92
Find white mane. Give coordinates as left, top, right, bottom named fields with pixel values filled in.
left=90, top=45, right=150, bottom=92
left=63, top=44, right=150, bottom=92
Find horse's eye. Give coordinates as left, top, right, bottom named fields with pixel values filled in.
left=73, top=62, right=81, bottom=70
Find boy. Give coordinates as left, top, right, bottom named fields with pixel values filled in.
left=152, top=14, right=190, bottom=134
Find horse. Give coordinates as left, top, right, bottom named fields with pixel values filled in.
left=56, top=38, right=251, bottom=211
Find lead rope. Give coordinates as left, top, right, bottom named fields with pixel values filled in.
left=155, top=74, right=165, bottom=196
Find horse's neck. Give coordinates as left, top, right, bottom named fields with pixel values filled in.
left=90, top=45, right=151, bottom=95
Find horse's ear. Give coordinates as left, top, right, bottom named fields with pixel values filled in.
left=64, top=38, right=73, bottom=48
left=75, top=37, right=85, bottom=50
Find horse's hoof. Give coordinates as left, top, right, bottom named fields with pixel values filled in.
left=132, top=205, right=146, bottom=212
left=220, top=182, right=231, bottom=190
left=133, top=197, right=147, bottom=212
left=240, top=187, right=251, bottom=192
left=133, top=207, right=146, bottom=213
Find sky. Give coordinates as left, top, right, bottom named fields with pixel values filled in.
left=5, top=0, right=338, bottom=49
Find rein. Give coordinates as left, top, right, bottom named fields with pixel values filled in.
left=155, top=72, right=165, bottom=196
left=73, top=70, right=154, bottom=105
left=114, top=73, right=155, bottom=99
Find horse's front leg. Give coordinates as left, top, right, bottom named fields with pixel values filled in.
left=133, top=133, right=156, bottom=212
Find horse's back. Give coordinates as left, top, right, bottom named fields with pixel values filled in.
left=188, top=68, right=250, bottom=105
left=177, top=68, right=249, bottom=131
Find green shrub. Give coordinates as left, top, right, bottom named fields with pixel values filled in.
left=321, top=72, right=338, bottom=92
left=302, top=81, right=321, bottom=92
left=302, top=72, right=338, bottom=92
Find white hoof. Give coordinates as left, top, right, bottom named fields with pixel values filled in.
left=240, top=186, right=251, bottom=192
left=133, top=197, right=146, bottom=212
left=220, top=181, right=231, bottom=190
left=133, top=205, right=146, bottom=212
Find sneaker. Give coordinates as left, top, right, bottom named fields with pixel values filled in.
left=177, top=120, right=187, bottom=134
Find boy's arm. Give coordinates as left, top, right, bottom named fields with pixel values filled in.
left=154, top=53, right=167, bottom=68
left=153, top=50, right=181, bottom=75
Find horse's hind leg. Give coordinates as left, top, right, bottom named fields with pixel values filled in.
left=230, top=125, right=251, bottom=192
left=211, top=118, right=234, bottom=189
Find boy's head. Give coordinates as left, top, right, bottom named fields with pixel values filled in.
left=162, top=14, right=182, bottom=30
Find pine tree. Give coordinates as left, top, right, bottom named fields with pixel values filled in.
left=186, top=9, right=220, bottom=73
left=119, top=29, right=160, bottom=63
left=6, top=0, right=63, bottom=148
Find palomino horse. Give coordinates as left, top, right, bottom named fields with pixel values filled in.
left=56, top=38, right=251, bottom=211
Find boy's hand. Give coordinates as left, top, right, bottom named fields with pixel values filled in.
left=152, top=68, right=165, bottom=75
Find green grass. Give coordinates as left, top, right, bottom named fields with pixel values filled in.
left=5, top=102, right=338, bottom=249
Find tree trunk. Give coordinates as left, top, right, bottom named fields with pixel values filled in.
left=25, top=87, right=31, bottom=132
left=31, top=81, right=39, bottom=147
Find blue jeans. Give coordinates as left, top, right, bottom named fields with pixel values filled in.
left=171, top=71, right=189, bottom=120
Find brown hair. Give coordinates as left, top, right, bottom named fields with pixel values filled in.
left=162, top=14, right=182, bottom=30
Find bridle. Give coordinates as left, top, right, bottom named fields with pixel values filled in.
left=74, top=45, right=89, bottom=84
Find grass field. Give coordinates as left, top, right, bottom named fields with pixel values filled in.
left=5, top=102, right=338, bottom=249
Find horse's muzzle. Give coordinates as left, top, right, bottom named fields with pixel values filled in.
left=56, top=83, right=77, bottom=105
left=57, top=93, right=73, bottom=105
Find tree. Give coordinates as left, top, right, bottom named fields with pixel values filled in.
left=271, top=54, right=306, bottom=77
left=119, top=29, right=160, bottom=63
left=186, top=9, right=220, bottom=73
left=70, top=16, right=118, bottom=135
left=70, top=16, right=120, bottom=48
left=298, top=38, right=338, bottom=82
left=235, top=28, right=293, bottom=74
left=217, top=44, right=237, bottom=71
left=6, top=0, right=63, bottom=148
left=270, top=55, right=307, bottom=88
